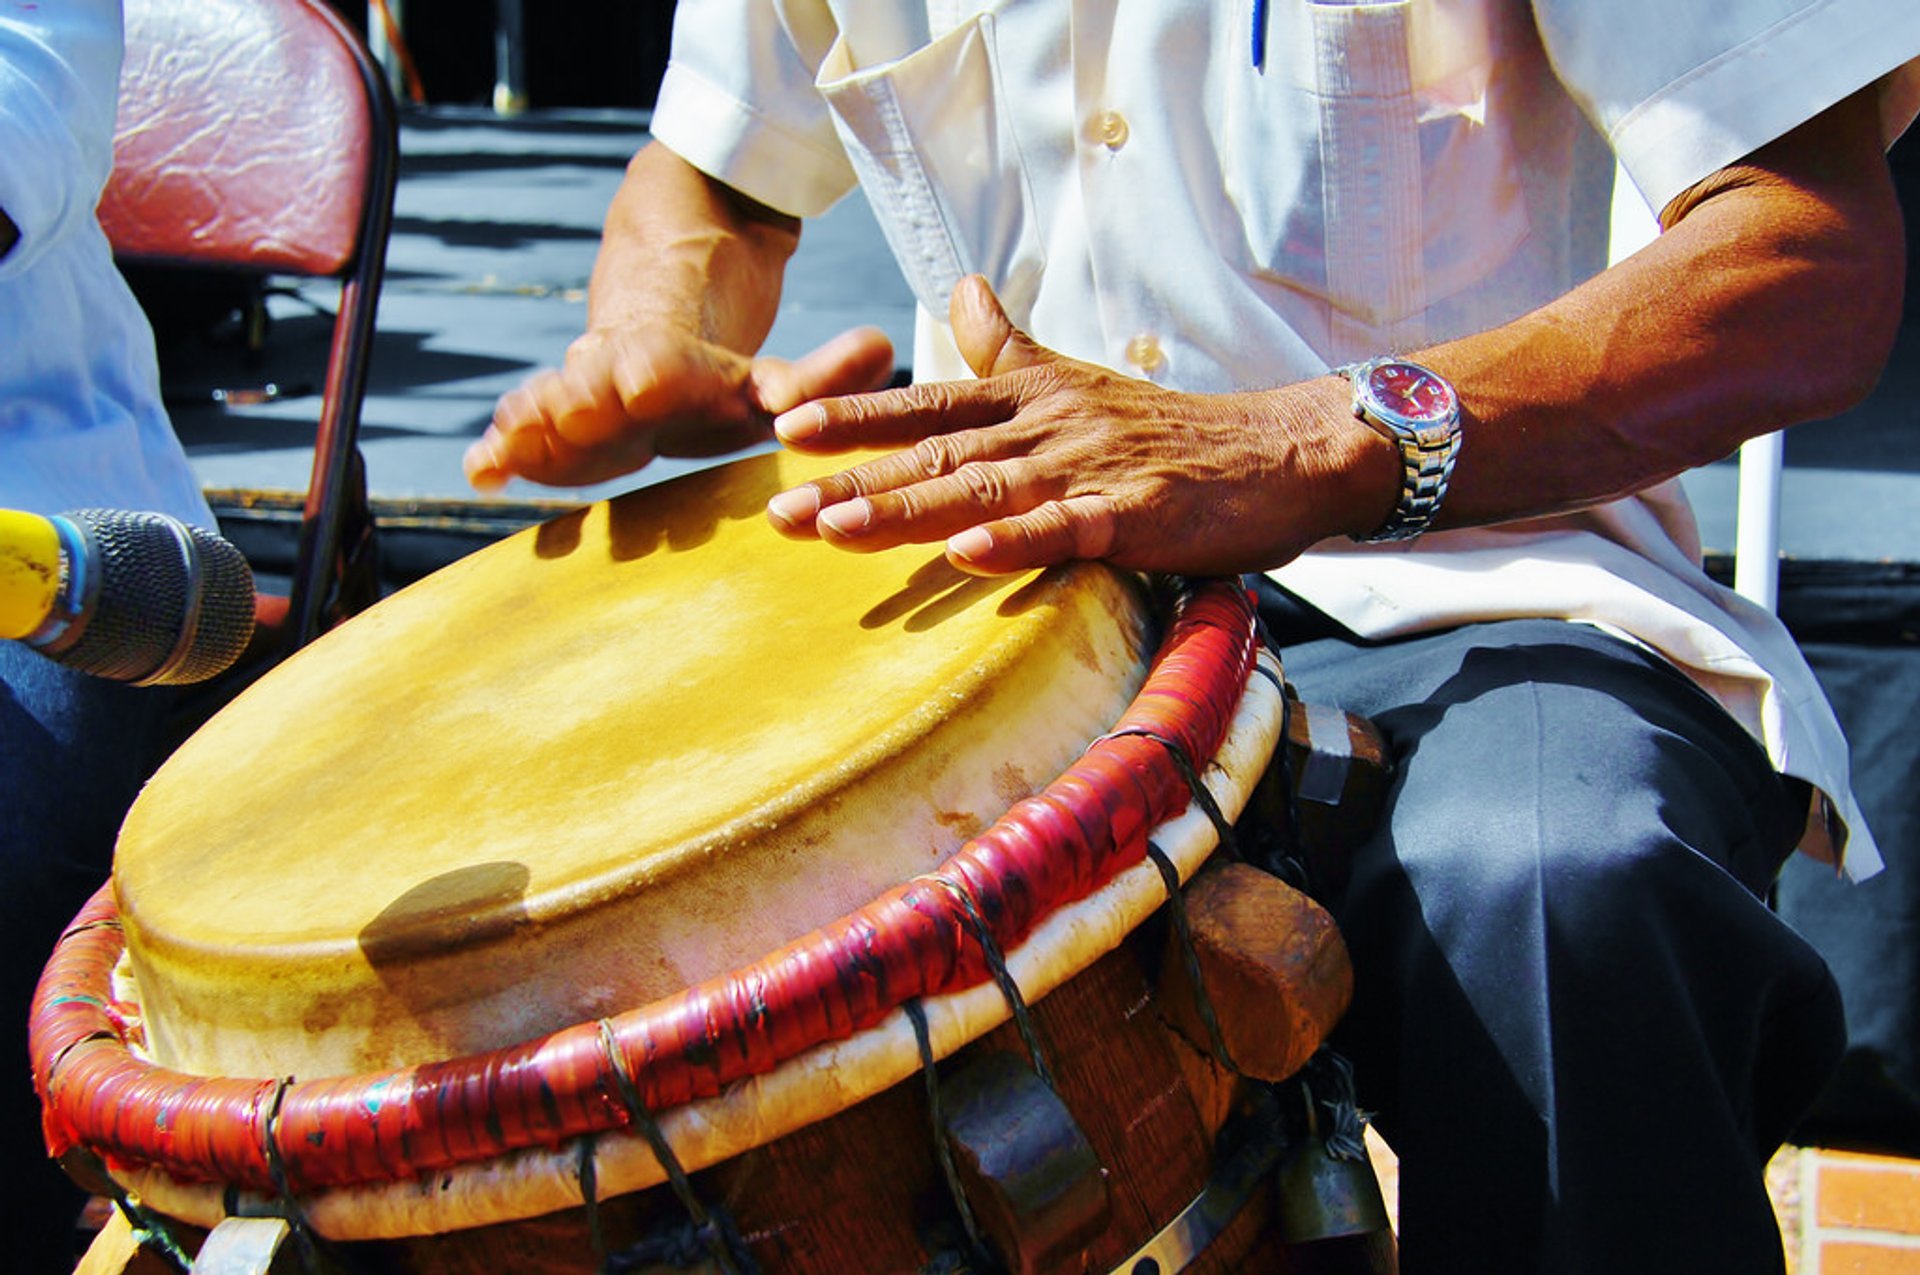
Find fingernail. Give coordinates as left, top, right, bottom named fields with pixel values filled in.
left=773, top=404, right=823, bottom=444
left=463, top=441, right=504, bottom=490
left=819, top=498, right=871, bottom=537
left=766, top=485, right=821, bottom=530
left=948, top=526, right=993, bottom=563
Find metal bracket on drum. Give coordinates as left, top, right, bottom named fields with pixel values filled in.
left=1105, top=1075, right=1397, bottom=1275
left=1105, top=1110, right=1287, bottom=1275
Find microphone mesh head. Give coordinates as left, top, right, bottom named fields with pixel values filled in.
left=56, top=510, right=255, bottom=685
left=170, top=523, right=257, bottom=685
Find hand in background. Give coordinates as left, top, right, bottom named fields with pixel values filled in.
left=465, top=322, right=895, bottom=491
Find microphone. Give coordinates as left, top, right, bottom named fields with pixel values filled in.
left=0, top=508, right=255, bottom=685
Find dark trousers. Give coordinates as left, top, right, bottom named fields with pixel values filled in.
left=1259, top=581, right=1846, bottom=1274
left=1, top=644, right=179, bottom=1274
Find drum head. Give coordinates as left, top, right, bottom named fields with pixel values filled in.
left=114, top=450, right=1152, bottom=1077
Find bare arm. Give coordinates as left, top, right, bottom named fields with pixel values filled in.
left=766, top=89, right=1906, bottom=574
left=465, top=142, right=892, bottom=490
left=1423, top=86, right=1906, bottom=529
left=584, top=141, right=798, bottom=347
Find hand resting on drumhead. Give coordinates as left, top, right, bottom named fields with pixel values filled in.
left=765, top=274, right=1391, bottom=578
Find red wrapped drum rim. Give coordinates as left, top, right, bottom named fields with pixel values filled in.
left=31, top=578, right=1260, bottom=1199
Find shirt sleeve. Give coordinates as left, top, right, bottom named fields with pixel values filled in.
left=651, top=0, right=859, bottom=218
left=0, top=0, right=124, bottom=278
left=1531, top=0, right=1920, bottom=215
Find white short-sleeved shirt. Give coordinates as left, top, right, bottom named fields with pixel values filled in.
left=0, top=0, right=214, bottom=530
left=653, top=0, right=1920, bottom=877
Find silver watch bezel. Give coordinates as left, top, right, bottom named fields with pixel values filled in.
left=1337, top=357, right=1463, bottom=543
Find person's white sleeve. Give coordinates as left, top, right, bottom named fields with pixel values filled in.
left=1532, top=0, right=1920, bottom=214
left=0, top=0, right=124, bottom=278
left=651, top=0, right=858, bottom=218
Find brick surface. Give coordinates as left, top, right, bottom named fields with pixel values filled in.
left=1818, top=1153, right=1920, bottom=1236
left=1815, top=1241, right=1920, bottom=1274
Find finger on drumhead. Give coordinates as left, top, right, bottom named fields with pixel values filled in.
left=947, top=497, right=1118, bottom=574
left=768, top=435, right=993, bottom=537
left=751, top=326, right=896, bottom=416
left=772, top=376, right=1018, bottom=451
left=815, top=458, right=1047, bottom=549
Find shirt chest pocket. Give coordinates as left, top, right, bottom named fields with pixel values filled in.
left=1225, top=0, right=1530, bottom=340
left=814, top=7, right=1046, bottom=324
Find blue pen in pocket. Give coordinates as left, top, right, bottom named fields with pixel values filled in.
left=1252, top=0, right=1268, bottom=68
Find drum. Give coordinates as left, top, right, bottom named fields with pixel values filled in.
left=32, top=450, right=1357, bottom=1273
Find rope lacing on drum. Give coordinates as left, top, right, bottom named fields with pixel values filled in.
left=908, top=872, right=1060, bottom=1274
left=65, top=1146, right=194, bottom=1274
left=1244, top=586, right=1313, bottom=889
left=1090, top=726, right=1244, bottom=868
left=1144, top=839, right=1239, bottom=1076
left=260, top=1075, right=356, bottom=1275
left=905, top=999, right=996, bottom=1273
left=1301, top=1050, right=1373, bottom=1162
left=915, top=872, right=1055, bottom=1089
left=590, top=1019, right=761, bottom=1275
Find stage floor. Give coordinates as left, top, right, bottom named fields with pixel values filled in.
left=156, top=106, right=1920, bottom=569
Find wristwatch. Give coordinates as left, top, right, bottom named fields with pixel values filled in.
left=1337, top=356, right=1463, bottom=543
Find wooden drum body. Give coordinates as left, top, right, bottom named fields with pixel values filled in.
left=34, top=452, right=1366, bottom=1274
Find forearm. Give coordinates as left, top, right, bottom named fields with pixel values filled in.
left=755, top=92, right=1904, bottom=576
left=586, top=141, right=800, bottom=354
left=1405, top=89, right=1905, bottom=530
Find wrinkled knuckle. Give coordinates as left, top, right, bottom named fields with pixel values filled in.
left=889, top=486, right=928, bottom=522
left=494, top=383, right=538, bottom=426
left=954, top=461, right=1009, bottom=511
left=909, top=435, right=958, bottom=480
left=612, top=345, right=666, bottom=409
left=814, top=471, right=861, bottom=505
left=565, top=329, right=609, bottom=362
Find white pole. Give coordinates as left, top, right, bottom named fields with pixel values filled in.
left=1733, top=432, right=1785, bottom=613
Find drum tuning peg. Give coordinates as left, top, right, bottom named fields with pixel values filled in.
left=939, top=1050, right=1112, bottom=1275
left=1154, top=861, right=1352, bottom=1083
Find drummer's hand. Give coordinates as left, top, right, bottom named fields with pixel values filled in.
left=464, top=324, right=896, bottom=490
left=765, top=275, right=1388, bottom=576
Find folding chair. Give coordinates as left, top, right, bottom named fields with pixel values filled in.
left=99, top=0, right=399, bottom=653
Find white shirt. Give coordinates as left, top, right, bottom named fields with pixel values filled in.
left=0, top=0, right=213, bottom=530
left=654, top=0, right=1920, bottom=877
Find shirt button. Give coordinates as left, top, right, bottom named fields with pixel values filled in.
left=1094, top=109, right=1130, bottom=151
left=1125, top=334, right=1164, bottom=375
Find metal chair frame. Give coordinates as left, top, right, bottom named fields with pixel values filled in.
left=100, top=0, right=399, bottom=652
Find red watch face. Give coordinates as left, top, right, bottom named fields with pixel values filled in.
left=1366, top=361, right=1456, bottom=424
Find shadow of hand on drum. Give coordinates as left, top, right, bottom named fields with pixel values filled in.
left=860, top=554, right=1042, bottom=632
left=357, top=861, right=533, bottom=1052
left=530, top=452, right=787, bottom=564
